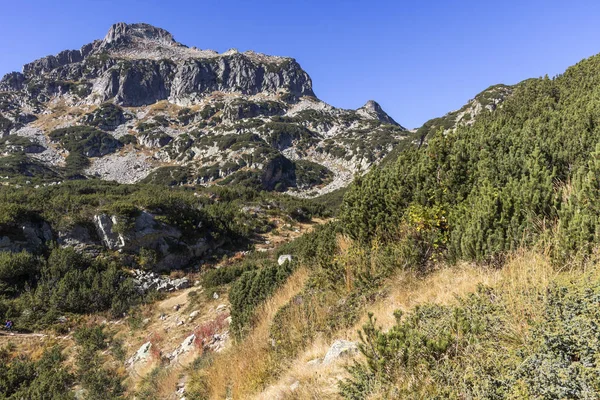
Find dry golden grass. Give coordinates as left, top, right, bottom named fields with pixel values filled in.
left=359, top=261, right=494, bottom=332
left=251, top=248, right=561, bottom=399
left=494, top=249, right=556, bottom=340
left=155, top=367, right=184, bottom=400
left=251, top=337, right=347, bottom=400
left=192, top=267, right=309, bottom=399
left=32, top=100, right=94, bottom=132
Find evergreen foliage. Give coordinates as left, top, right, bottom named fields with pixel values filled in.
left=341, top=271, right=600, bottom=399
left=341, top=55, right=600, bottom=264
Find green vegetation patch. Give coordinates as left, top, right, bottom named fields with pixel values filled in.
left=49, top=126, right=123, bottom=158
left=82, top=103, right=125, bottom=130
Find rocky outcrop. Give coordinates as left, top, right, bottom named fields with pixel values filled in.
left=93, top=211, right=210, bottom=270
left=0, top=72, right=26, bottom=92
left=57, top=224, right=101, bottom=255
left=261, top=155, right=296, bottom=191
left=131, top=269, right=190, bottom=293
left=93, top=214, right=125, bottom=250
left=168, top=333, right=197, bottom=362
left=127, top=341, right=152, bottom=368
left=101, top=22, right=177, bottom=50
left=0, top=220, right=53, bottom=254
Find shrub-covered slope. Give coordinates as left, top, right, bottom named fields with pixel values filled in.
left=341, top=54, right=600, bottom=264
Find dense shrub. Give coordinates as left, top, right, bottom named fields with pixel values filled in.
left=83, top=103, right=125, bottom=130
left=0, top=346, right=74, bottom=400
left=341, top=54, right=600, bottom=264
left=49, top=126, right=123, bottom=157
left=74, top=325, right=126, bottom=399
left=229, top=261, right=294, bottom=340
left=0, top=251, right=40, bottom=297
left=340, top=270, right=600, bottom=399
left=202, top=261, right=259, bottom=288
left=0, top=247, right=138, bottom=329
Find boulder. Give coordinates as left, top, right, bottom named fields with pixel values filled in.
left=169, top=333, right=196, bottom=362
left=278, top=254, right=292, bottom=266
left=127, top=341, right=152, bottom=367
left=322, top=340, right=358, bottom=365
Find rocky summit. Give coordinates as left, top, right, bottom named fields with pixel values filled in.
left=0, top=22, right=408, bottom=195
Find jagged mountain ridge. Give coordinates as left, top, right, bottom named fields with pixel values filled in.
left=0, top=23, right=406, bottom=195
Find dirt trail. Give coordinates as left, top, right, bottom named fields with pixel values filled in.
left=0, top=331, right=47, bottom=339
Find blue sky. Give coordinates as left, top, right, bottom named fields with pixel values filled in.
left=2, top=1, right=600, bottom=128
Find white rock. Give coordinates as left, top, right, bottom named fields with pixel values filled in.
left=322, top=340, right=358, bottom=365
left=127, top=341, right=152, bottom=367
left=278, top=254, right=292, bottom=266
left=170, top=333, right=197, bottom=361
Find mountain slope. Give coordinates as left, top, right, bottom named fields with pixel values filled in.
left=0, top=23, right=406, bottom=195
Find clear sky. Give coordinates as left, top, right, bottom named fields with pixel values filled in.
left=2, top=0, right=600, bottom=128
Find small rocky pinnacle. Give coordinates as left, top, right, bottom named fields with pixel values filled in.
left=102, top=22, right=178, bottom=47
left=358, top=100, right=402, bottom=127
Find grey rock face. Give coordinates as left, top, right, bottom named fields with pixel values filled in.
left=94, top=214, right=125, bottom=250
left=169, top=56, right=314, bottom=105
left=0, top=221, right=53, bottom=253
left=93, top=211, right=210, bottom=270
left=6, top=23, right=315, bottom=107
left=109, top=60, right=175, bottom=106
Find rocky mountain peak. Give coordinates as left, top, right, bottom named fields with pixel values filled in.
left=0, top=23, right=407, bottom=197
left=101, top=22, right=179, bottom=49
left=357, top=100, right=402, bottom=127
